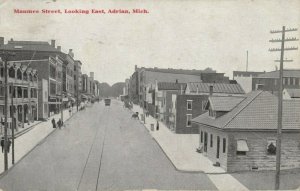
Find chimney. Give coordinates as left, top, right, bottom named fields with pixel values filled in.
left=0, top=37, right=4, bottom=46
left=51, top=39, right=55, bottom=47
left=68, top=49, right=74, bottom=58
left=10, top=38, right=13, bottom=42
left=209, top=85, right=213, bottom=96
left=57, top=46, right=61, bottom=51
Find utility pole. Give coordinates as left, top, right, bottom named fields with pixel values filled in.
left=11, top=83, right=15, bottom=165
left=0, top=51, right=15, bottom=171
left=246, top=50, right=248, bottom=72
left=269, top=26, right=298, bottom=190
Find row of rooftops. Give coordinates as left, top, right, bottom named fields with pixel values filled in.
left=192, top=90, right=300, bottom=131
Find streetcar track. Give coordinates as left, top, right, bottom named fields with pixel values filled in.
left=76, top=107, right=106, bottom=191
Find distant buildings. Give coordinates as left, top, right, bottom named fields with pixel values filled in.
left=0, top=37, right=101, bottom=122
left=233, top=71, right=266, bottom=93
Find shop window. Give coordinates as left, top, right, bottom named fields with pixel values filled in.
left=23, top=88, right=28, bottom=98
left=267, top=140, right=276, bottom=155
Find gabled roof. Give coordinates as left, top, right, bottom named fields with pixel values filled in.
left=157, top=82, right=186, bottom=91
left=188, top=82, right=245, bottom=94
left=285, top=88, right=300, bottom=98
left=257, top=69, right=300, bottom=78
left=0, top=40, right=60, bottom=52
left=192, top=91, right=300, bottom=130
left=208, top=96, right=245, bottom=111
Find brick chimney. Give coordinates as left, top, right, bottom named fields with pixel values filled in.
left=68, top=49, right=74, bottom=58
left=0, top=37, right=4, bottom=46
left=209, top=85, right=213, bottom=96
left=57, top=46, right=61, bottom=51
left=51, top=39, right=55, bottom=47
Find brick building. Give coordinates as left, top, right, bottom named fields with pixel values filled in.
left=170, top=83, right=245, bottom=134
left=192, top=91, right=300, bottom=172
left=252, top=69, right=300, bottom=94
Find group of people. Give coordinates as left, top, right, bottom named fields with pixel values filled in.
left=1, top=137, right=11, bottom=153
left=51, top=118, right=63, bottom=129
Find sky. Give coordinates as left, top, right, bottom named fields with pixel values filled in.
left=0, top=0, right=300, bottom=85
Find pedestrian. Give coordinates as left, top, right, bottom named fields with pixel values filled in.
left=52, top=118, right=56, bottom=129
left=7, top=139, right=11, bottom=153
left=69, top=108, right=72, bottom=116
left=0, top=137, right=3, bottom=152
left=156, top=120, right=159, bottom=131
left=57, top=119, right=63, bottom=129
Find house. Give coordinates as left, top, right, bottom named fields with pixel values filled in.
left=283, top=88, right=300, bottom=99
left=169, top=83, right=245, bottom=134
left=252, top=69, right=300, bottom=95
left=192, top=91, right=300, bottom=172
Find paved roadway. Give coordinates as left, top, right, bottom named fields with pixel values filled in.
left=0, top=99, right=216, bottom=191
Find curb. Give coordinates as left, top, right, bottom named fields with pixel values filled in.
left=0, top=110, right=79, bottom=179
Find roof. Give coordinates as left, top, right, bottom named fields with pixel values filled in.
left=157, top=82, right=187, bottom=91
left=208, top=96, right=245, bottom=111
left=285, top=88, right=300, bottom=98
left=188, top=82, right=245, bottom=94
left=139, top=67, right=216, bottom=75
left=192, top=91, right=300, bottom=130
left=0, top=40, right=60, bottom=52
left=257, top=69, right=300, bottom=78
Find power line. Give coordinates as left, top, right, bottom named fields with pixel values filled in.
left=269, top=26, right=298, bottom=190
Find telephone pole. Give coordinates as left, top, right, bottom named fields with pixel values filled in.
left=0, top=51, right=16, bottom=171
left=269, top=26, right=298, bottom=190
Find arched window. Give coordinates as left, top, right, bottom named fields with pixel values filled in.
left=9, top=67, right=15, bottom=78
left=23, top=72, right=28, bottom=81
left=29, top=73, right=33, bottom=82
left=17, top=69, right=22, bottom=80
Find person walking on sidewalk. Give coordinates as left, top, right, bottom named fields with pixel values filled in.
left=69, top=107, right=72, bottom=116
left=7, top=138, right=11, bottom=153
left=57, top=119, right=63, bottom=129
left=1, top=137, right=4, bottom=153
left=156, top=120, right=159, bottom=131
left=52, top=118, right=56, bottom=129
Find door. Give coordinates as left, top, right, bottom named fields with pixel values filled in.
left=204, top=132, right=208, bottom=152
left=216, top=136, right=220, bottom=159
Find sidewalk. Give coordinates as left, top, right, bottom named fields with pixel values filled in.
left=0, top=106, right=79, bottom=175
left=132, top=104, right=249, bottom=191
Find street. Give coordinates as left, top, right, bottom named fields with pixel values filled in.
left=0, top=100, right=217, bottom=191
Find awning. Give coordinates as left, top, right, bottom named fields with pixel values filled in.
left=237, top=140, right=249, bottom=152
left=68, top=97, right=76, bottom=102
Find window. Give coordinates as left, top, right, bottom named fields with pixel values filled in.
left=223, top=138, right=226, bottom=153
left=186, top=114, right=192, bottom=127
left=201, top=131, right=203, bottom=143
left=23, top=88, right=28, bottom=98
left=210, top=134, right=213, bottom=147
left=187, top=100, right=192, bottom=110
left=267, top=140, right=276, bottom=155
left=236, top=139, right=249, bottom=156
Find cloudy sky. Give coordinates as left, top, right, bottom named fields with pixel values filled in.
left=0, top=0, right=300, bottom=85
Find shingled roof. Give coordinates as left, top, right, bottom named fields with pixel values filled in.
left=192, top=91, right=300, bottom=130
left=187, top=82, right=245, bottom=94
left=157, top=82, right=187, bottom=91
left=208, top=96, right=245, bottom=111
left=285, top=88, right=300, bottom=98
